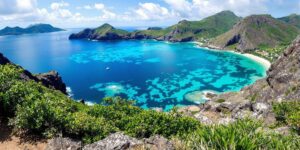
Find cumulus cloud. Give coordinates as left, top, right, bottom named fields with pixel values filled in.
left=0, top=0, right=37, bottom=15
left=164, top=0, right=269, bottom=19
left=50, top=1, right=69, bottom=10
left=133, top=3, right=175, bottom=20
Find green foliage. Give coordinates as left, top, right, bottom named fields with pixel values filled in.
left=185, top=119, right=300, bottom=150
left=216, top=99, right=225, bottom=103
left=273, top=101, right=300, bottom=133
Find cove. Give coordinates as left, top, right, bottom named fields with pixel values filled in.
left=0, top=29, right=267, bottom=111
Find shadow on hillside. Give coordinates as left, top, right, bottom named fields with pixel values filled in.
left=0, top=117, right=47, bottom=145
left=0, top=118, right=13, bottom=142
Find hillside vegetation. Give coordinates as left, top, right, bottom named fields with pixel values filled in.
left=279, top=14, right=300, bottom=29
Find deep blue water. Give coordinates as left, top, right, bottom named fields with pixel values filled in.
left=0, top=29, right=267, bottom=111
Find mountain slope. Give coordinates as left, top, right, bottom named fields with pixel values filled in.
left=131, top=10, right=240, bottom=42
left=69, top=23, right=129, bottom=40
left=211, top=15, right=299, bottom=52
left=278, top=14, right=300, bottom=29
left=70, top=11, right=240, bottom=42
left=0, top=24, right=64, bottom=36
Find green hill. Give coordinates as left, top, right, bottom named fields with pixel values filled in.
left=131, top=11, right=241, bottom=42
left=278, top=14, right=300, bottom=29
left=69, top=23, right=129, bottom=40
left=70, top=11, right=240, bottom=42
left=0, top=24, right=64, bottom=36
left=211, top=15, right=299, bottom=60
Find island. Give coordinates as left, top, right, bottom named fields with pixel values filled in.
left=0, top=24, right=64, bottom=36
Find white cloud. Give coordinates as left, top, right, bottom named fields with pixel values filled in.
left=0, top=0, right=37, bottom=15
left=83, top=5, right=92, bottom=10
left=134, top=3, right=175, bottom=20
left=50, top=1, right=69, bottom=10
left=164, top=0, right=269, bottom=19
left=95, top=3, right=105, bottom=10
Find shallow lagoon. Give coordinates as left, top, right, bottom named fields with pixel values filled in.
left=0, top=29, right=267, bottom=111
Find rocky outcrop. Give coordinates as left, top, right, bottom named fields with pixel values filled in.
left=0, top=53, right=67, bottom=94
left=0, top=53, right=10, bottom=64
left=83, top=133, right=142, bottom=150
left=36, top=71, right=67, bottom=94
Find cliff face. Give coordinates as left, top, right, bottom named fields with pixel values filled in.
left=0, top=53, right=67, bottom=94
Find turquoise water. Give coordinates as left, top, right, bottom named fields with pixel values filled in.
left=0, top=29, right=267, bottom=111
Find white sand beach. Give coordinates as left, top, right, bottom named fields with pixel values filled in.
left=242, top=53, right=271, bottom=70
left=194, top=43, right=271, bottom=70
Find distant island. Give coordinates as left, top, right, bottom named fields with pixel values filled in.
left=0, top=24, right=64, bottom=36
left=69, top=11, right=300, bottom=62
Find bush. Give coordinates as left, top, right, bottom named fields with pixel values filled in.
left=273, top=101, right=300, bottom=133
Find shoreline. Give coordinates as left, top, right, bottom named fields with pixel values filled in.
left=193, top=42, right=271, bottom=70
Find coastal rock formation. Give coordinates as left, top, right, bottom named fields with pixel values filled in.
left=36, top=71, right=67, bottom=94
left=0, top=53, right=10, bottom=64
left=0, top=53, right=67, bottom=94
left=211, top=15, right=299, bottom=52
left=199, top=36, right=300, bottom=124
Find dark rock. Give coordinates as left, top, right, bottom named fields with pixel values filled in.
left=0, top=53, right=10, bottom=65
left=46, top=137, right=82, bottom=150
left=35, top=71, right=67, bottom=94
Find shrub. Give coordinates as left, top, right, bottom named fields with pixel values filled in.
left=273, top=101, right=300, bottom=133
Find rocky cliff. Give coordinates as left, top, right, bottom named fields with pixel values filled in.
left=0, top=53, right=67, bottom=94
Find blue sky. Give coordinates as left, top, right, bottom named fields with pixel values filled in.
left=0, top=0, right=300, bottom=28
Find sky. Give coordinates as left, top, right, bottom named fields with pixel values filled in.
left=0, top=0, right=300, bottom=28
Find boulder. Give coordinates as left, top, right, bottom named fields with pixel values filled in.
left=142, top=135, right=174, bottom=150
left=46, top=137, right=82, bottom=150
left=83, top=132, right=142, bottom=150
left=194, top=113, right=213, bottom=125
